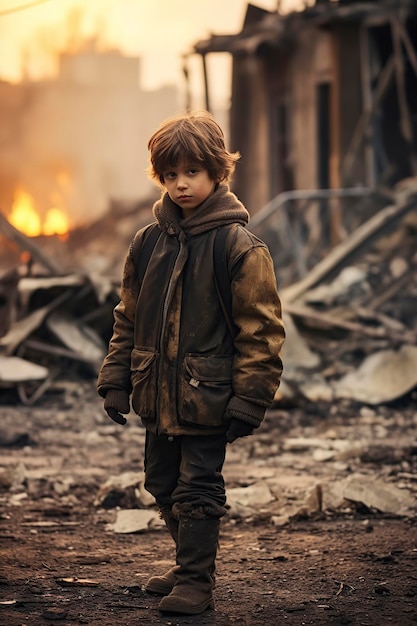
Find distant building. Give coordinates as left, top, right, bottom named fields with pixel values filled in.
left=0, top=47, right=181, bottom=227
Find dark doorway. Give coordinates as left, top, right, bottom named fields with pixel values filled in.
left=272, top=99, right=293, bottom=196
left=368, top=17, right=417, bottom=185
left=317, top=82, right=331, bottom=189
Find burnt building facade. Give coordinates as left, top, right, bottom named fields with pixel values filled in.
left=192, top=1, right=417, bottom=214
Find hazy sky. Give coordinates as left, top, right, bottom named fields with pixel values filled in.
left=0, top=0, right=304, bottom=103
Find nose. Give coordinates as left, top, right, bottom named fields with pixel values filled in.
left=177, top=174, right=188, bottom=189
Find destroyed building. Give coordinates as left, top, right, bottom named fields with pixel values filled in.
left=191, top=0, right=417, bottom=212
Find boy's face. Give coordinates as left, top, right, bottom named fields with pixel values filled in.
left=162, top=161, right=216, bottom=218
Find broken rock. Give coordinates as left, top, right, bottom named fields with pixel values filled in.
left=94, top=471, right=155, bottom=509
left=333, top=345, right=417, bottom=404
left=108, top=508, right=161, bottom=534
left=342, top=474, right=416, bottom=516
left=0, top=356, right=48, bottom=383
left=227, top=480, right=275, bottom=518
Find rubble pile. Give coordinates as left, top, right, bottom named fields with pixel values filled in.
left=1, top=179, right=417, bottom=412
left=0, top=199, right=154, bottom=404
left=259, top=178, right=417, bottom=407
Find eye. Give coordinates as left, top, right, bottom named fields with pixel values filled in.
left=188, top=168, right=198, bottom=175
left=164, top=171, right=176, bottom=180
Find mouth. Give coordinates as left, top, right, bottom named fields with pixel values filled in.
left=177, top=195, right=191, bottom=201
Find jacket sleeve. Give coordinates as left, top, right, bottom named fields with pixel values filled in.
left=97, top=250, right=140, bottom=398
left=226, top=244, right=285, bottom=427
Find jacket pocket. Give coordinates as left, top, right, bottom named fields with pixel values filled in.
left=131, top=347, right=158, bottom=421
left=179, top=354, right=233, bottom=428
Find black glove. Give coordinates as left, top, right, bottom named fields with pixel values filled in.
left=226, top=418, right=254, bottom=443
left=104, top=389, right=130, bottom=425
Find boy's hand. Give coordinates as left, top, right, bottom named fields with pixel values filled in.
left=104, top=390, right=130, bottom=426
left=226, top=418, right=253, bottom=443
left=105, top=407, right=128, bottom=425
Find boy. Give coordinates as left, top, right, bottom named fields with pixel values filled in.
left=97, top=110, right=285, bottom=615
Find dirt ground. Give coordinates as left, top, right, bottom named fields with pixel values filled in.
left=1, top=380, right=417, bottom=626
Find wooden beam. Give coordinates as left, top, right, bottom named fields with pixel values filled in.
left=0, top=211, right=62, bottom=275
left=281, top=195, right=417, bottom=303
left=284, top=301, right=415, bottom=344
left=201, top=53, right=211, bottom=113
left=391, top=16, right=417, bottom=174
left=341, top=55, right=395, bottom=182
left=394, top=16, right=417, bottom=80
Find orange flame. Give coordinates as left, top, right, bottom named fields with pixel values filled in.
left=9, top=189, right=42, bottom=237
left=9, top=186, right=70, bottom=239
left=43, top=208, right=69, bottom=237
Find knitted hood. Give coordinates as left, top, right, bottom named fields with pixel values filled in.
left=152, top=183, right=249, bottom=237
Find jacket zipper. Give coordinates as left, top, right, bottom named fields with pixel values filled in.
left=155, top=232, right=188, bottom=434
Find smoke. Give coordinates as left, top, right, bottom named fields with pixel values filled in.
left=19, top=7, right=113, bottom=81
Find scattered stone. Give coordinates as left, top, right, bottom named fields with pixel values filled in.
left=94, top=471, right=155, bottom=509
left=227, top=480, right=275, bottom=518
left=0, top=356, right=48, bottom=383
left=108, top=508, right=161, bottom=534
left=333, top=345, right=417, bottom=404
left=0, top=462, right=26, bottom=490
left=42, top=607, right=69, bottom=620
left=342, top=474, right=416, bottom=516
left=56, top=577, right=99, bottom=587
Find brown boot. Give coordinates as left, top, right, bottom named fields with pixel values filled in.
left=145, top=507, right=179, bottom=596
left=158, top=516, right=219, bottom=615
left=145, top=565, right=179, bottom=595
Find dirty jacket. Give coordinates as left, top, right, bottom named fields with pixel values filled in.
left=97, top=183, right=285, bottom=436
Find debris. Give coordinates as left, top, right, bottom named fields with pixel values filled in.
left=42, top=607, right=69, bottom=620
left=0, top=355, right=56, bottom=405
left=0, top=292, right=72, bottom=356
left=333, top=345, right=417, bottom=404
left=280, top=313, right=321, bottom=383
left=226, top=480, right=275, bottom=518
left=281, top=190, right=417, bottom=303
left=0, top=356, right=48, bottom=383
left=301, top=484, right=323, bottom=514
left=94, top=471, right=155, bottom=509
left=334, top=581, right=355, bottom=597
left=46, top=312, right=106, bottom=374
left=0, top=462, right=26, bottom=490
left=303, top=266, right=369, bottom=307
left=374, top=581, right=391, bottom=595
left=0, top=212, right=62, bottom=274
left=0, top=600, right=18, bottom=606
left=0, top=258, right=117, bottom=402
left=342, top=474, right=416, bottom=516
left=0, top=432, right=32, bottom=448
left=56, top=577, right=99, bottom=587
left=108, top=509, right=162, bottom=534
left=271, top=182, right=417, bottom=406
left=2, top=182, right=417, bottom=410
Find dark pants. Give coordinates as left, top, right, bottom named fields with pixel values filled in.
left=144, top=432, right=228, bottom=519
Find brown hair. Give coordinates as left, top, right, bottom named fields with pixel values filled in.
left=147, top=110, right=240, bottom=186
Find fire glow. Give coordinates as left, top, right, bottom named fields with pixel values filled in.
left=9, top=188, right=70, bottom=239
